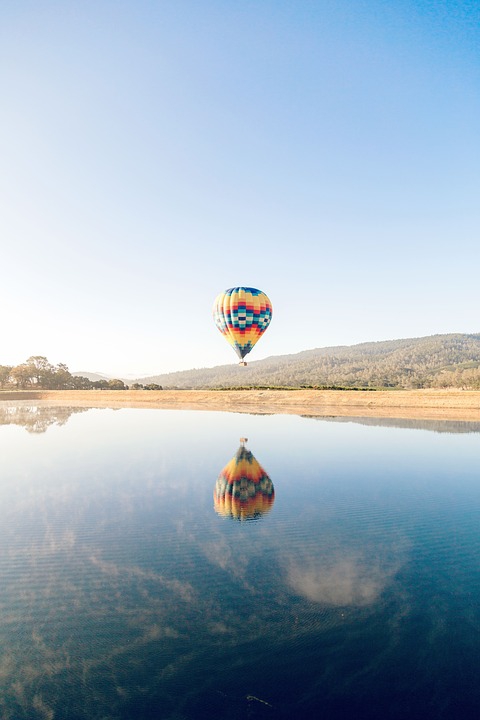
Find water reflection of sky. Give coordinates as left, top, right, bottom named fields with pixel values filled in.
left=1, top=405, right=480, bottom=719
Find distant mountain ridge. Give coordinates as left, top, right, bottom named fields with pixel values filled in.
left=134, top=333, right=480, bottom=389
left=72, top=371, right=112, bottom=382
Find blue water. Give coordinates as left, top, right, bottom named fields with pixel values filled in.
left=1, top=404, right=480, bottom=719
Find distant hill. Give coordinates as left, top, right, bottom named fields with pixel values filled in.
left=72, top=371, right=112, bottom=382
left=135, top=333, right=480, bottom=390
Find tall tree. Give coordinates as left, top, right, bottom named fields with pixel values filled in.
left=25, top=356, right=56, bottom=387
left=53, top=363, right=74, bottom=389
left=0, top=365, right=12, bottom=387
left=11, top=364, right=33, bottom=388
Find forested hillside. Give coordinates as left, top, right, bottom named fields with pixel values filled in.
left=138, top=334, right=480, bottom=389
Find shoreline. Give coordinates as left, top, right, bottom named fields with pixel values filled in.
left=1, top=388, right=480, bottom=421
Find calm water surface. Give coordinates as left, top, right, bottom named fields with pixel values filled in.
left=1, top=404, right=480, bottom=720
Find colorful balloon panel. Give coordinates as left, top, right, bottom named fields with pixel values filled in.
left=214, top=444, right=275, bottom=521
left=213, top=287, right=272, bottom=360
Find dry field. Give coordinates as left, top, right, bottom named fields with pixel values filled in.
left=2, top=388, right=480, bottom=421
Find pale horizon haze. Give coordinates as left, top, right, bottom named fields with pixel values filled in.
left=2, top=1, right=479, bottom=378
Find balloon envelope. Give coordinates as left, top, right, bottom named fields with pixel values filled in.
left=214, top=443, right=275, bottom=521
left=213, top=287, right=272, bottom=360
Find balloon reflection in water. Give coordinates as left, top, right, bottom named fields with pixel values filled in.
left=214, top=438, right=275, bottom=520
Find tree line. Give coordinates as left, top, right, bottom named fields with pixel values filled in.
left=0, top=356, right=162, bottom=391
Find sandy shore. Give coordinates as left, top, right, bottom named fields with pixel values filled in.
left=1, top=388, right=480, bottom=421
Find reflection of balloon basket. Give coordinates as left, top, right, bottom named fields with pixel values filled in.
left=214, top=442, right=274, bottom=521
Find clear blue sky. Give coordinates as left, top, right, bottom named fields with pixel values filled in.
left=2, top=1, right=479, bottom=377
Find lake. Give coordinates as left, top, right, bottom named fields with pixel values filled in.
left=1, top=403, right=480, bottom=720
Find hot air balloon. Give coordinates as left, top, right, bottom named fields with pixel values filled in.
left=214, top=439, right=275, bottom=521
left=213, top=287, right=272, bottom=365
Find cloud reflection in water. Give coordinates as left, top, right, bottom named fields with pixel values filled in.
left=285, top=550, right=404, bottom=607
